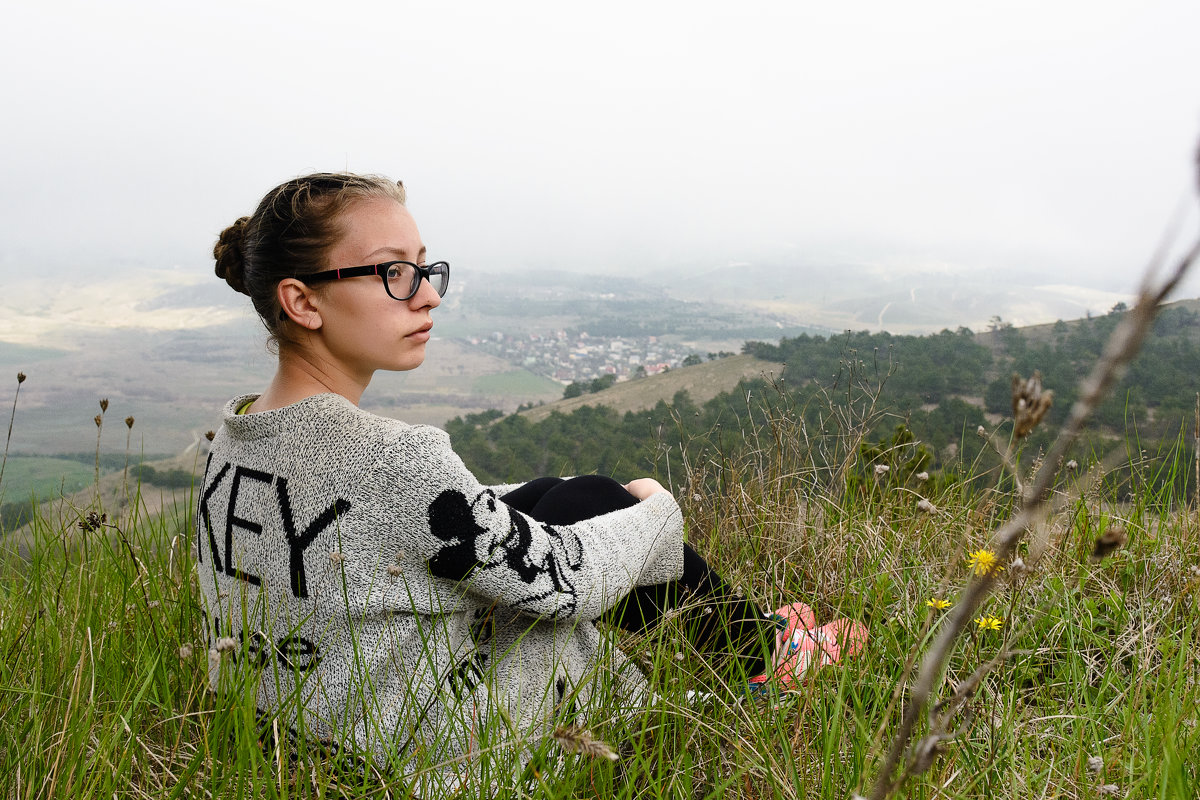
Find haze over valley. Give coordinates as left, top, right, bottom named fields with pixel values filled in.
left=0, top=255, right=1151, bottom=461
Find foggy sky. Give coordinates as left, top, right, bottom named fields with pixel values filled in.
left=2, top=0, right=1199, bottom=299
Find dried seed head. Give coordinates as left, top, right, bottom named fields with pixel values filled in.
left=552, top=726, right=619, bottom=761
left=1011, top=371, right=1054, bottom=437
left=99, top=398, right=109, bottom=413
left=78, top=511, right=107, bottom=533
left=16, top=372, right=26, bottom=383
left=1087, top=755, right=1104, bottom=773
left=205, top=430, right=216, bottom=442
left=125, top=416, right=135, bottom=429
left=673, top=651, right=685, bottom=661
left=179, top=644, right=194, bottom=659
left=976, top=425, right=987, bottom=437
left=208, top=649, right=221, bottom=669
left=916, top=498, right=936, bottom=514
left=328, top=551, right=345, bottom=565
left=1091, top=527, right=1128, bottom=562
left=1066, top=459, right=1079, bottom=471
left=874, top=463, right=890, bottom=476
left=386, top=564, right=403, bottom=577
left=916, top=471, right=930, bottom=481
left=215, top=637, right=237, bottom=652
left=1010, top=557, right=1032, bottom=577
left=1098, top=785, right=1119, bottom=797
left=94, top=414, right=103, bottom=428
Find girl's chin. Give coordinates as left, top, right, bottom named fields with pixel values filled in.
left=391, top=349, right=427, bottom=372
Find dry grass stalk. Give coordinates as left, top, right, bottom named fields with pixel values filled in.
left=552, top=725, right=619, bottom=761
left=0, top=371, right=26, bottom=498
left=868, top=166, right=1200, bottom=799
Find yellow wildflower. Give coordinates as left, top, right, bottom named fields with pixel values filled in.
left=967, top=549, right=1001, bottom=576
left=975, top=615, right=1003, bottom=631
left=926, top=598, right=951, bottom=610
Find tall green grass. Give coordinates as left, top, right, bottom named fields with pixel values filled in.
left=1, top=395, right=1197, bottom=798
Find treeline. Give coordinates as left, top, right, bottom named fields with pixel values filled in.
left=446, top=306, right=1200, bottom=500
left=563, top=374, right=618, bottom=399
left=981, top=305, right=1200, bottom=432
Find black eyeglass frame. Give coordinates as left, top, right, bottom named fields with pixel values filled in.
left=302, top=261, right=451, bottom=302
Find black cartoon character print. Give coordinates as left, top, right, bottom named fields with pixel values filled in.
left=426, top=488, right=585, bottom=619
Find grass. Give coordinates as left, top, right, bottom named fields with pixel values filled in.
left=1, top=393, right=1197, bottom=799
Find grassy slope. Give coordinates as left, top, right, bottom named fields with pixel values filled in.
left=519, top=354, right=783, bottom=423
left=1, top=403, right=1196, bottom=798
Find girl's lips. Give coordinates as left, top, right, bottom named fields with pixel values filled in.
left=407, top=324, right=432, bottom=342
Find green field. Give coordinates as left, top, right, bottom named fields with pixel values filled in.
left=472, top=369, right=564, bottom=396
left=0, top=455, right=96, bottom=503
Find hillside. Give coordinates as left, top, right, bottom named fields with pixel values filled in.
left=973, top=297, right=1200, bottom=351
left=517, top=354, right=783, bottom=423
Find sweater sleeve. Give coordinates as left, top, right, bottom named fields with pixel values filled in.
left=394, top=426, right=684, bottom=622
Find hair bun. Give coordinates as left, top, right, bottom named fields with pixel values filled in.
left=213, top=217, right=251, bottom=295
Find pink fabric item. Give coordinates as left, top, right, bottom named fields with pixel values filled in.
left=748, top=603, right=867, bottom=692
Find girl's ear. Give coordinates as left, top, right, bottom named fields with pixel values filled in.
left=277, top=279, right=324, bottom=330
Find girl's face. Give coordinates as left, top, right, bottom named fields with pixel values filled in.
left=310, top=197, right=441, bottom=380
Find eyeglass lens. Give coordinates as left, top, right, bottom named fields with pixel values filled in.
left=385, top=263, right=449, bottom=300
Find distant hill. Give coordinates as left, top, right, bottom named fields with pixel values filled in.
left=518, top=354, right=783, bottom=423
left=974, top=297, right=1200, bottom=350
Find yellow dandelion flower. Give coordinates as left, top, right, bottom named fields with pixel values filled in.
left=975, top=615, right=1003, bottom=631
left=967, top=549, right=1001, bottom=576
left=926, top=597, right=951, bottom=610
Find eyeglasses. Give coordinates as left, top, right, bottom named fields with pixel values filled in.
left=303, top=261, right=450, bottom=301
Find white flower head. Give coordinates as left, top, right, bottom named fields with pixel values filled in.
left=916, top=498, right=936, bottom=514
left=916, top=471, right=929, bottom=481
left=328, top=551, right=345, bottom=565
left=179, top=644, right=193, bottom=660
left=874, top=464, right=890, bottom=476
left=215, top=636, right=236, bottom=653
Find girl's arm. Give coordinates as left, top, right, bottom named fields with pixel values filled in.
left=394, top=427, right=684, bottom=622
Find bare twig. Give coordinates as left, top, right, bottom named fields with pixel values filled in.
left=868, top=223, right=1200, bottom=799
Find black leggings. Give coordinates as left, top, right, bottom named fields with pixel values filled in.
left=501, top=475, right=771, bottom=676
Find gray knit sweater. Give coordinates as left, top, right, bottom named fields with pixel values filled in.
left=195, top=393, right=684, bottom=766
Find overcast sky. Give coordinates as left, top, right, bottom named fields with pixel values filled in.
left=3, top=1, right=1199, bottom=300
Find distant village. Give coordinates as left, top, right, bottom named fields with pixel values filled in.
left=467, top=330, right=708, bottom=384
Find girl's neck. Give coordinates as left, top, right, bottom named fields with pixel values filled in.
left=250, top=348, right=371, bottom=412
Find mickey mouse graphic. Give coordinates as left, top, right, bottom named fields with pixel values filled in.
left=426, top=488, right=584, bottom=619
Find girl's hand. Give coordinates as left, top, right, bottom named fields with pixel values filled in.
left=624, top=478, right=670, bottom=501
